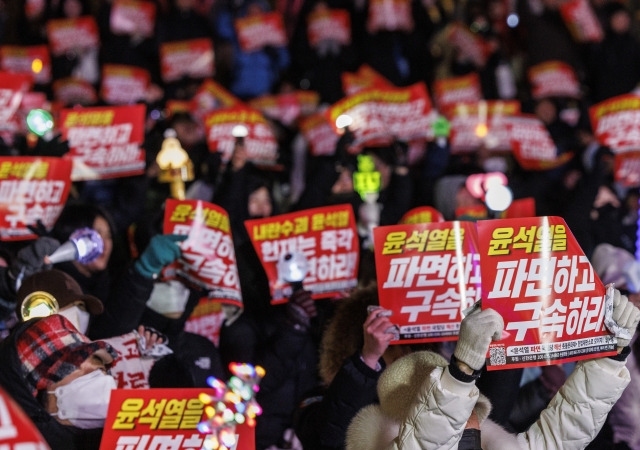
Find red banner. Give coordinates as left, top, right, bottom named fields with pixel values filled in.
left=250, top=90, right=319, bottom=126
left=204, top=105, right=278, bottom=163
left=589, top=94, right=640, bottom=152
left=367, top=0, right=414, bottom=33
left=0, top=156, right=72, bottom=241
left=433, top=73, right=482, bottom=110
left=110, top=0, right=156, bottom=38
left=60, top=104, right=146, bottom=180
left=399, top=206, right=445, bottom=224
left=447, top=22, right=490, bottom=68
left=0, top=386, right=50, bottom=448
left=100, top=388, right=255, bottom=450
left=307, top=8, right=351, bottom=47
left=245, top=204, right=359, bottom=303
left=326, top=83, right=434, bottom=148
left=299, top=112, right=340, bottom=156
left=0, top=45, right=51, bottom=85
left=0, top=72, right=33, bottom=133
left=373, top=221, right=481, bottom=343
left=445, top=100, right=520, bottom=153
left=341, top=64, right=392, bottom=96
left=46, top=16, right=100, bottom=56
left=184, top=297, right=226, bottom=346
left=159, top=38, right=214, bottom=83
left=559, top=0, right=603, bottom=43
left=507, top=114, right=573, bottom=170
left=191, top=79, right=241, bottom=122
left=52, top=77, right=98, bottom=106
left=614, top=151, right=640, bottom=187
left=163, top=199, right=242, bottom=307
left=527, top=60, right=581, bottom=100
left=100, top=64, right=150, bottom=105
left=478, top=216, right=617, bottom=370
left=235, top=12, right=287, bottom=52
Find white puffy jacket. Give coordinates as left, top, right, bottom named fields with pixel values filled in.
left=346, top=351, right=630, bottom=450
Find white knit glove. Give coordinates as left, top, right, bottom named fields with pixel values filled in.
left=612, top=288, right=640, bottom=348
left=454, top=308, right=504, bottom=371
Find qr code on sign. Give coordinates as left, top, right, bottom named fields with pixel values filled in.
left=489, top=347, right=506, bottom=366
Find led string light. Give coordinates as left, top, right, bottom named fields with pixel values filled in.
left=198, top=363, right=265, bottom=450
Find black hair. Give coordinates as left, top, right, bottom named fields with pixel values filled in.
left=51, top=201, right=116, bottom=243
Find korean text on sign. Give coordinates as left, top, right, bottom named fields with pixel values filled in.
left=478, top=216, right=616, bottom=371
left=245, top=204, right=359, bottom=303
left=373, top=221, right=481, bottom=344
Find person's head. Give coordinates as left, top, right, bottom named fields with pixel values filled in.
left=247, top=176, right=273, bottom=219
left=16, top=315, right=118, bottom=428
left=52, top=202, right=115, bottom=275
left=16, top=269, right=103, bottom=334
left=168, top=112, right=204, bottom=151
left=605, top=2, right=631, bottom=35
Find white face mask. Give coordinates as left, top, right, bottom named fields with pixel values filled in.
left=146, top=280, right=190, bottom=316
left=50, top=370, right=117, bottom=429
left=58, top=306, right=91, bottom=335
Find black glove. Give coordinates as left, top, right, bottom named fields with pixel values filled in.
left=9, top=237, right=60, bottom=290
left=392, top=139, right=409, bottom=168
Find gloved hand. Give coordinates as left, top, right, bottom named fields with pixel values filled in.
left=134, top=234, right=187, bottom=279
left=612, top=288, right=640, bottom=348
left=454, top=308, right=504, bottom=371
left=9, top=237, right=60, bottom=289
left=392, top=139, right=409, bottom=168
left=285, top=288, right=316, bottom=332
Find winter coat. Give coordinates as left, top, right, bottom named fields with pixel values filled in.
left=346, top=351, right=630, bottom=450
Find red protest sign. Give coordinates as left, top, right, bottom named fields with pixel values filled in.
left=614, top=151, right=640, bottom=187
left=0, top=156, right=72, bottom=241
left=527, top=61, right=581, bottom=100
left=103, top=331, right=155, bottom=389
left=249, top=90, right=320, bottom=126
left=235, top=11, right=287, bottom=52
left=507, top=114, right=574, bottom=170
left=46, top=16, right=100, bottom=56
left=0, top=45, right=51, bottom=85
left=0, top=386, right=50, bottom=448
left=245, top=204, right=359, bottom=304
left=341, top=64, right=392, bottom=96
left=100, top=64, right=150, bottom=105
left=60, top=104, right=146, bottom=180
left=559, top=0, right=603, bottom=43
left=447, top=22, right=490, bottom=68
left=589, top=94, right=640, bottom=152
left=326, top=83, right=434, bottom=148
left=299, top=112, right=340, bottom=156
left=307, top=8, right=351, bottom=47
left=0, top=72, right=33, bottom=132
left=433, top=73, right=482, bottom=110
left=478, top=216, right=617, bottom=370
left=191, top=79, right=241, bottom=121
left=100, top=388, right=255, bottom=450
left=163, top=199, right=242, bottom=307
left=373, top=221, right=481, bottom=343
left=204, top=105, right=278, bottom=164
left=445, top=100, right=520, bottom=153
left=159, top=38, right=214, bottom=83
left=399, top=206, right=444, bottom=224
left=110, top=0, right=156, bottom=38
left=184, top=297, right=227, bottom=347
left=367, top=0, right=414, bottom=33
left=52, top=77, right=97, bottom=106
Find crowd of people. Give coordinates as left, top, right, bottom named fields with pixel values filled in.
left=0, top=0, right=640, bottom=448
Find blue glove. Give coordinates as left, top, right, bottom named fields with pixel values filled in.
left=134, top=234, right=187, bottom=279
